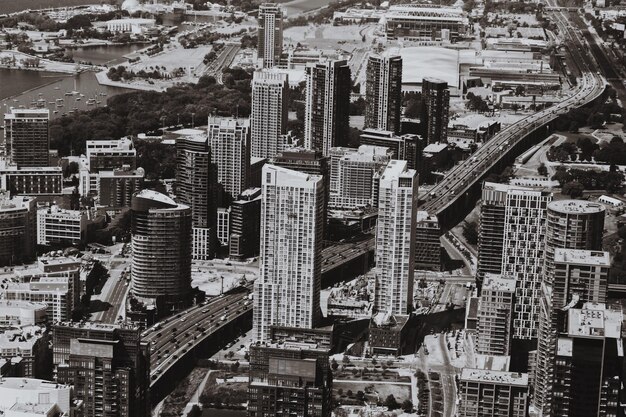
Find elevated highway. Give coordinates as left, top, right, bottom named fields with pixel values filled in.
left=421, top=72, right=605, bottom=229
left=420, top=1, right=610, bottom=230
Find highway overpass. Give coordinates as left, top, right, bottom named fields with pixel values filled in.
left=421, top=71, right=606, bottom=229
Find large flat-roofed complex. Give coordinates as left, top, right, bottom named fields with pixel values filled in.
left=384, top=4, right=468, bottom=42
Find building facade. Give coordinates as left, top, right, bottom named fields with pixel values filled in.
left=4, top=108, right=50, bottom=168
left=476, top=274, right=515, bottom=356
left=248, top=341, right=332, bottom=417
left=501, top=188, right=552, bottom=340
left=54, top=322, right=150, bottom=417
left=208, top=118, right=251, bottom=200
left=422, top=78, right=450, bottom=144
left=329, top=145, right=392, bottom=210
left=229, top=188, right=262, bottom=261
left=257, top=3, right=283, bottom=68
left=251, top=70, right=289, bottom=159
left=130, top=190, right=192, bottom=312
left=459, top=368, right=528, bottom=417
left=365, top=55, right=402, bottom=134
left=374, top=160, right=418, bottom=315
left=175, top=134, right=218, bottom=260
left=534, top=249, right=610, bottom=416
left=97, top=166, right=144, bottom=208
left=37, top=206, right=87, bottom=247
left=0, top=165, right=62, bottom=196
left=0, top=193, right=36, bottom=267
left=304, top=60, right=351, bottom=156
left=414, top=210, right=442, bottom=270
left=253, top=165, right=324, bottom=342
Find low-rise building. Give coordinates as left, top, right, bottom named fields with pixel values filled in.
left=0, top=300, right=47, bottom=326
left=97, top=166, right=144, bottom=208
left=0, top=257, right=81, bottom=323
left=248, top=340, right=332, bottom=417
left=0, top=325, right=49, bottom=379
left=0, top=163, right=63, bottom=196
left=459, top=368, right=528, bottom=417
left=368, top=313, right=409, bottom=355
left=37, top=206, right=87, bottom=247
left=0, top=378, right=79, bottom=416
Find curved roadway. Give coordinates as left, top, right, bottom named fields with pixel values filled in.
left=143, top=285, right=252, bottom=384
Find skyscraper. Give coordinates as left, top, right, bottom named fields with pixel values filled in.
left=501, top=188, right=553, bottom=340
left=251, top=69, right=289, bottom=159
left=175, top=134, right=218, bottom=260
left=4, top=108, right=50, bottom=168
left=533, top=200, right=606, bottom=415
left=253, top=164, right=324, bottom=342
left=422, top=78, right=450, bottom=144
left=365, top=55, right=402, bottom=134
left=543, top=200, right=605, bottom=288
left=272, top=148, right=330, bottom=236
left=552, top=303, right=623, bottom=417
left=374, top=160, right=418, bottom=315
left=229, top=188, right=262, bottom=261
left=208, top=118, right=251, bottom=200
left=257, top=3, right=283, bottom=68
left=329, top=145, right=392, bottom=209
left=476, top=273, right=515, bottom=356
left=54, top=322, right=150, bottom=417
left=304, top=60, right=351, bottom=156
left=130, top=189, right=192, bottom=312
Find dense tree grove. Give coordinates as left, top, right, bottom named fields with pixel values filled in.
left=50, top=69, right=253, bottom=158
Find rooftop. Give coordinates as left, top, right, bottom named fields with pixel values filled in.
left=0, top=377, right=70, bottom=392
left=554, top=249, right=610, bottom=267
left=474, top=354, right=510, bottom=372
left=460, top=368, right=528, bottom=386
left=557, top=337, right=573, bottom=357
left=482, top=273, right=516, bottom=293
left=567, top=302, right=622, bottom=339
left=548, top=199, right=605, bottom=215
left=423, top=143, right=447, bottom=153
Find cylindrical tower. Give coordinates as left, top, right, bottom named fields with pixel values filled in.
left=544, top=199, right=605, bottom=286
left=131, top=190, right=192, bottom=311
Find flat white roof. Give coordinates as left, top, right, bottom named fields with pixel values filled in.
left=554, top=249, right=610, bottom=267
left=461, top=368, right=528, bottom=386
